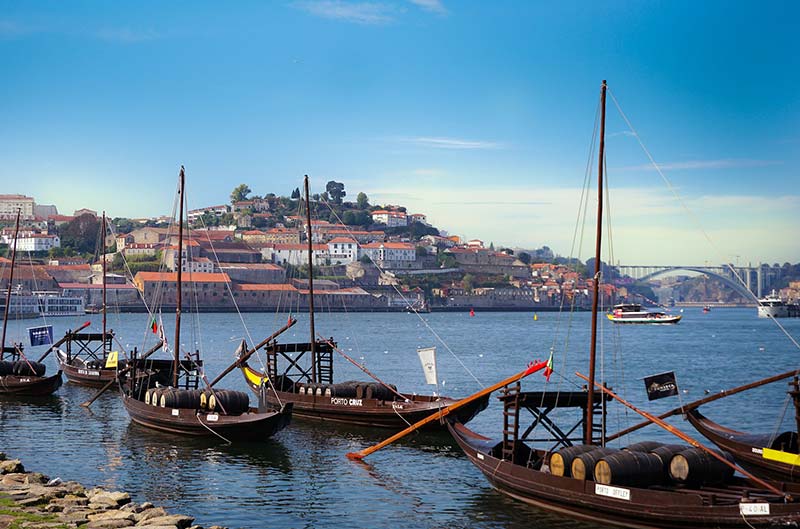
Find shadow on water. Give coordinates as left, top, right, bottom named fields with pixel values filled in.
left=459, top=490, right=606, bottom=529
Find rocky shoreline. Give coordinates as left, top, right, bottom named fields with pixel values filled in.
left=0, top=452, right=223, bottom=529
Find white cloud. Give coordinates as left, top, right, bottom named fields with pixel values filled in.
left=293, top=1, right=396, bottom=24
left=408, top=0, right=447, bottom=15
left=368, top=183, right=800, bottom=264
left=618, top=158, right=782, bottom=171
left=399, top=136, right=502, bottom=150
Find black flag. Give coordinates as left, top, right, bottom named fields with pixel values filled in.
left=643, top=371, right=679, bottom=401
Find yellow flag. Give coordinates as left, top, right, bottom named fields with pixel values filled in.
left=105, top=351, right=119, bottom=369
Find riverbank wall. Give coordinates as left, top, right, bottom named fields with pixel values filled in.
left=0, top=452, right=223, bottom=529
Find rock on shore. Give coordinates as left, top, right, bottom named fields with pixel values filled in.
left=0, top=451, right=226, bottom=529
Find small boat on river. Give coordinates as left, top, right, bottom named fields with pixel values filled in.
left=447, top=81, right=800, bottom=528
left=238, top=175, right=488, bottom=430
left=0, top=210, right=62, bottom=397
left=607, top=303, right=681, bottom=324
left=120, top=167, right=292, bottom=441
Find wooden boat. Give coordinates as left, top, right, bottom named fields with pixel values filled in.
left=686, top=408, right=800, bottom=483
left=607, top=303, right=681, bottom=324
left=54, top=213, right=117, bottom=387
left=447, top=81, right=800, bottom=528
left=0, top=210, right=62, bottom=397
left=238, top=176, right=488, bottom=430
left=120, top=166, right=292, bottom=441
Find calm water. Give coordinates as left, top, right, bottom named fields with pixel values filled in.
left=2, top=308, right=799, bottom=529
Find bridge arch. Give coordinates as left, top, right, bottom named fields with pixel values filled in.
left=636, top=267, right=753, bottom=300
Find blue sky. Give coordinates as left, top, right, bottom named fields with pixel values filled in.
left=1, top=1, right=798, bottom=265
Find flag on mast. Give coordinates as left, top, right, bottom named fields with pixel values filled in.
left=417, top=347, right=438, bottom=385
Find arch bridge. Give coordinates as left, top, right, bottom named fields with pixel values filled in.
left=614, top=264, right=778, bottom=299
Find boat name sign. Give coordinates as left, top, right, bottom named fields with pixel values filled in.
left=330, top=397, right=363, bottom=407
left=595, top=484, right=630, bottom=501
left=740, top=503, right=770, bottom=516
left=77, top=369, right=100, bottom=377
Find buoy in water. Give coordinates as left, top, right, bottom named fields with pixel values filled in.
left=469, top=308, right=475, bottom=317
left=533, top=313, right=538, bottom=321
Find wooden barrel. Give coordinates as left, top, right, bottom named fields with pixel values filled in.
left=550, top=445, right=596, bottom=477
left=669, top=448, right=734, bottom=486
left=623, top=441, right=665, bottom=453
left=150, top=388, right=167, bottom=406
left=650, top=444, right=691, bottom=466
left=162, top=389, right=202, bottom=409
left=594, top=451, right=665, bottom=487
left=208, top=389, right=250, bottom=415
left=571, top=448, right=618, bottom=481
left=12, top=360, right=46, bottom=377
left=0, top=360, right=15, bottom=376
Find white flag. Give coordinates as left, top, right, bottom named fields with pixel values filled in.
left=417, top=347, right=437, bottom=385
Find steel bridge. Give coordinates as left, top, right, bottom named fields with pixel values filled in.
left=615, top=264, right=783, bottom=299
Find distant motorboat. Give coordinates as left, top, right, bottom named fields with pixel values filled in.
left=703, top=305, right=711, bottom=313
left=757, top=290, right=799, bottom=318
left=606, top=303, right=681, bottom=324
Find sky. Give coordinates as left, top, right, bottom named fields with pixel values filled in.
left=1, top=1, right=798, bottom=266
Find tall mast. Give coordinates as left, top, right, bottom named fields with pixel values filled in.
left=586, top=80, right=607, bottom=445
left=173, top=166, right=185, bottom=388
left=303, top=175, right=317, bottom=383
left=101, top=211, right=107, bottom=357
left=1, top=209, right=22, bottom=360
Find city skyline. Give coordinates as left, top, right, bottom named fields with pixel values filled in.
left=2, top=1, right=798, bottom=265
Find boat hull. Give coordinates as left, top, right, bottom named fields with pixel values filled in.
left=448, top=421, right=800, bottom=529
left=687, top=409, right=800, bottom=483
left=607, top=314, right=682, bottom=324
left=122, top=394, right=292, bottom=440
left=0, top=372, right=62, bottom=396
left=241, top=363, right=488, bottom=430
left=56, top=349, right=119, bottom=388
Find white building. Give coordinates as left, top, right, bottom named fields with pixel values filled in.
left=360, top=242, right=416, bottom=268
left=0, top=194, right=35, bottom=220
left=272, top=244, right=329, bottom=266
left=370, top=210, right=408, bottom=227
left=10, top=234, right=61, bottom=252
left=327, top=237, right=358, bottom=265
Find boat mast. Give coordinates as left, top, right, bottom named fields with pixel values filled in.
left=0, top=209, right=21, bottom=360
left=101, top=211, right=107, bottom=358
left=303, top=175, right=317, bottom=383
left=586, top=80, right=607, bottom=445
left=173, top=166, right=185, bottom=388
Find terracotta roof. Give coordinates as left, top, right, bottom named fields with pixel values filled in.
left=274, top=244, right=327, bottom=251
left=235, top=283, right=298, bottom=292
left=59, top=282, right=136, bottom=290
left=134, top=272, right=231, bottom=283
left=328, top=237, right=357, bottom=244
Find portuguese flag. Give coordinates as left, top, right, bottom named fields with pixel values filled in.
left=544, top=351, right=554, bottom=382
left=150, top=317, right=158, bottom=334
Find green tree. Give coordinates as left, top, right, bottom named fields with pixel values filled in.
left=518, top=252, right=531, bottom=265
left=438, top=253, right=456, bottom=269
left=415, top=246, right=428, bottom=257
left=58, top=214, right=100, bottom=254
left=356, top=192, right=369, bottom=209
left=230, top=184, right=252, bottom=204
left=326, top=181, right=346, bottom=204
left=462, top=273, right=475, bottom=293
left=291, top=187, right=301, bottom=200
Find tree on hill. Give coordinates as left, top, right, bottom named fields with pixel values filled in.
left=326, top=181, right=346, bottom=204
left=291, top=187, right=301, bottom=200
left=230, top=184, right=251, bottom=203
left=356, top=192, right=369, bottom=209
left=518, top=252, right=531, bottom=264
left=58, top=213, right=100, bottom=255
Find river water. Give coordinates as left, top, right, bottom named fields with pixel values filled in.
left=1, top=308, right=799, bottom=529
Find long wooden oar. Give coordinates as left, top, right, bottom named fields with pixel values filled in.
left=80, top=340, right=163, bottom=407
left=575, top=371, right=790, bottom=500
left=606, top=368, right=800, bottom=442
left=36, top=321, right=92, bottom=362
left=207, top=317, right=297, bottom=388
left=346, top=359, right=549, bottom=461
